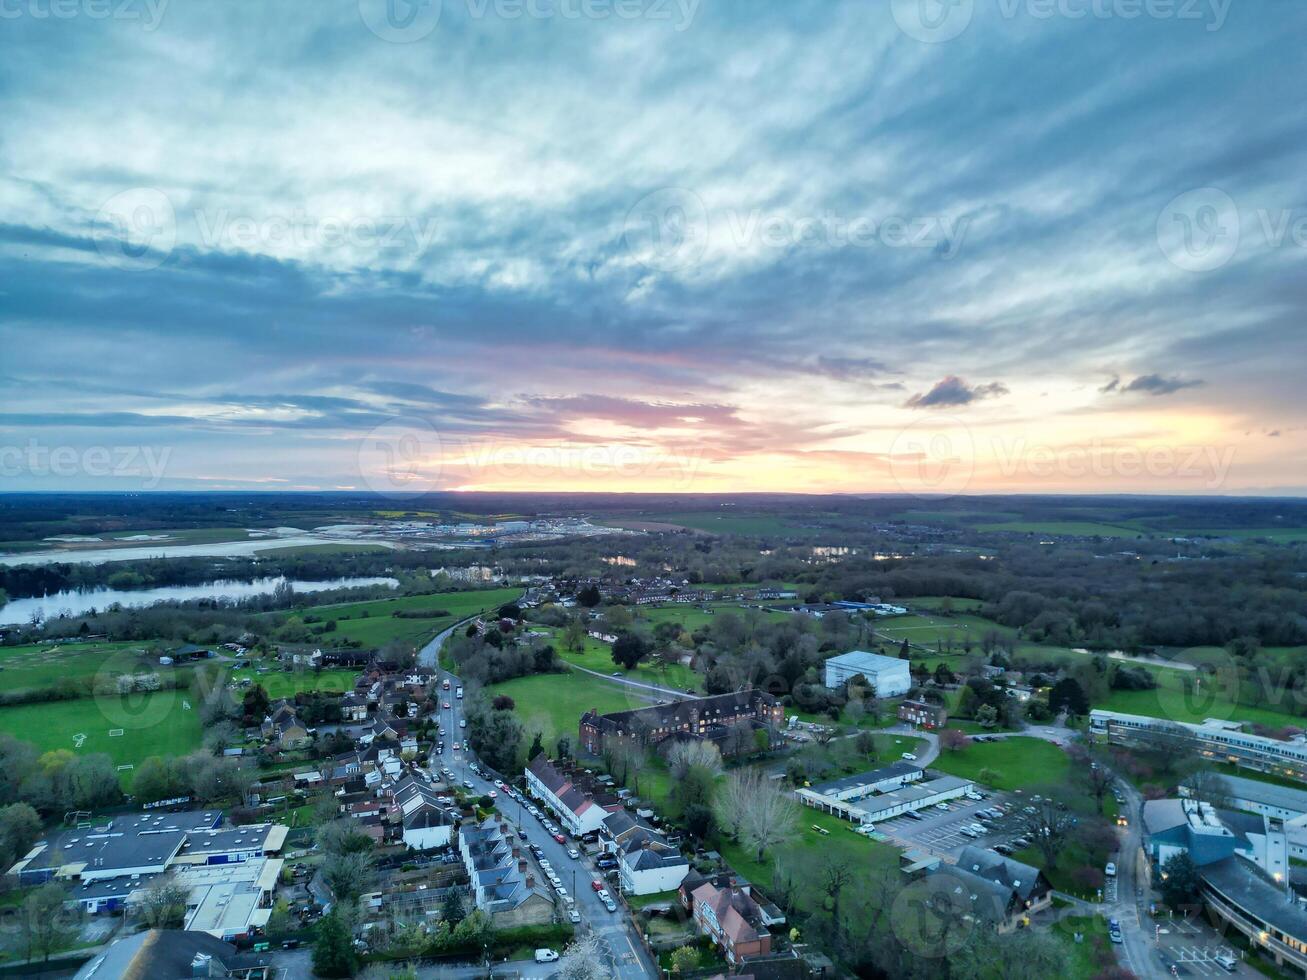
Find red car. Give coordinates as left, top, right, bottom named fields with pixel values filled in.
left=591, top=879, right=604, bottom=892
left=553, top=833, right=566, bottom=845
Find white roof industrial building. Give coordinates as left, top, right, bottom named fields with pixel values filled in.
left=822, top=650, right=912, bottom=696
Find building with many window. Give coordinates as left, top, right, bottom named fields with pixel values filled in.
left=1090, top=710, right=1307, bottom=783
left=578, top=690, right=784, bottom=759
left=898, top=699, right=948, bottom=729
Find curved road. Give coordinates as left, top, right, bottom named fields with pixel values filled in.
left=418, top=625, right=659, bottom=980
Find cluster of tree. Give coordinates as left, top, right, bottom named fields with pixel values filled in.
left=0, top=736, right=122, bottom=814
left=463, top=696, right=524, bottom=775
left=130, top=750, right=256, bottom=805
left=445, top=629, right=561, bottom=686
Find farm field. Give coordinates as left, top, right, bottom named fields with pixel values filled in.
left=929, top=736, right=1071, bottom=792
left=0, top=640, right=154, bottom=692
left=292, top=586, right=522, bottom=647
left=255, top=543, right=394, bottom=557
left=0, top=690, right=204, bottom=777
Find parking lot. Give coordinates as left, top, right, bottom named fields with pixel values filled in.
left=1152, top=915, right=1256, bottom=977
left=872, top=790, right=1037, bottom=857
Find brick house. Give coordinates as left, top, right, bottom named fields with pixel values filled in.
left=898, top=699, right=948, bottom=729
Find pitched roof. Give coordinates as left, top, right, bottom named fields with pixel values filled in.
left=953, top=845, right=1047, bottom=903
left=692, top=879, right=767, bottom=946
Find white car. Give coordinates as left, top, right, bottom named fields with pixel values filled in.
left=568, top=909, right=582, bottom=924
left=555, top=886, right=569, bottom=898
left=902, top=752, right=917, bottom=761
left=603, top=898, right=617, bottom=912
left=567, top=848, right=580, bottom=859
left=1105, top=862, right=1117, bottom=877
left=534, top=949, right=560, bottom=963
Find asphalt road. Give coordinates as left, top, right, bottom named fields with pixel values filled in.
left=418, top=625, right=660, bottom=980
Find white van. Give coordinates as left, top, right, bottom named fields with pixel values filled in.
left=902, top=752, right=917, bottom=761
left=1214, top=951, right=1238, bottom=972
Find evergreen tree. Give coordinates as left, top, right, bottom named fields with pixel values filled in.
left=311, top=911, right=358, bottom=978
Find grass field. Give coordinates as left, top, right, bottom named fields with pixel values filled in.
left=0, top=641, right=154, bottom=692
left=290, top=586, right=522, bottom=648
left=229, top=667, right=361, bottom=699
left=975, top=521, right=1146, bottom=538
left=547, top=632, right=702, bottom=693
left=489, top=670, right=634, bottom=749
left=930, top=736, right=1071, bottom=792
left=0, top=690, right=203, bottom=776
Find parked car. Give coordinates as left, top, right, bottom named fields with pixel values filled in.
left=592, top=879, right=605, bottom=892
left=568, top=909, right=582, bottom=924
left=567, top=848, right=580, bottom=859
left=534, top=949, right=560, bottom=963
left=553, top=832, right=566, bottom=845
left=603, top=898, right=618, bottom=912
left=1105, top=862, right=1117, bottom=877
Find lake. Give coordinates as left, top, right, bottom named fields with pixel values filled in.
left=0, top=576, right=398, bottom=625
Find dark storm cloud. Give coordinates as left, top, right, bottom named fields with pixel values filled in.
left=904, top=377, right=1009, bottom=409
left=1120, top=374, right=1206, bottom=397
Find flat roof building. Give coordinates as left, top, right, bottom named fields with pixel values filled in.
left=822, top=650, right=911, bottom=696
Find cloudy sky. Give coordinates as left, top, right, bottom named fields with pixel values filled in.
left=2, top=0, right=1304, bottom=495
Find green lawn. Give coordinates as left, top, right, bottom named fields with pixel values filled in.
left=1053, top=914, right=1117, bottom=979
left=1101, top=676, right=1307, bottom=730
left=288, top=586, right=522, bottom=648
left=0, top=690, right=203, bottom=776
left=229, top=667, right=361, bottom=700
left=0, top=641, right=155, bottom=692
left=489, top=671, right=633, bottom=750
left=547, top=632, right=701, bottom=693
left=930, top=736, right=1071, bottom=792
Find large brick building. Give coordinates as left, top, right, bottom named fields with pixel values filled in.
left=579, top=690, right=784, bottom=758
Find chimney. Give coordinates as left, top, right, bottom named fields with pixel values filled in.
left=526, top=873, right=535, bottom=890
left=518, top=858, right=528, bottom=873
left=511, top=845, right=520, bottom=859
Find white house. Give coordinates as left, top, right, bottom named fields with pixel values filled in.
left=601, top=810, right=688, bottom=895
left=393, top=776, right=454, bottom=850
left=822, top=650, right=912, bottom=696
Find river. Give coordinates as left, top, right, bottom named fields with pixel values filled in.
left=0, top=576, right=398, bottom=625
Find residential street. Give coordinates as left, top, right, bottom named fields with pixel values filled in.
left=418, top=625, right=660, bottom=980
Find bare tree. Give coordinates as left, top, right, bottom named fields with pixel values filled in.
left=1086, top=764, right=1114, bottom=814
left=666, top=739, right=723, bottom=781
left=1014, top=798, right=1078, bottom=870
left=714, top=769, right=800, bottom=862
left=820, top=853, right=854, bottom=946
left=322, top=850, right=374, bottom=904
left=137, top=877, right=190, bottom=928
left=1186, top=768, right=1233, bottom=809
